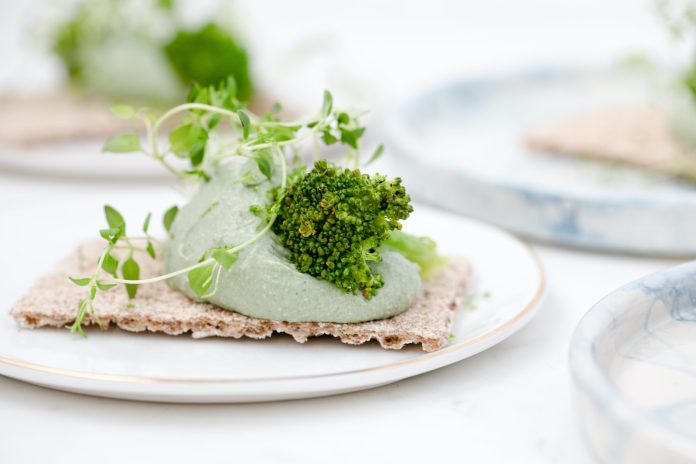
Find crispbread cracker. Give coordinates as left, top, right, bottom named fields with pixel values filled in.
left=524, top=105, right=696, bottom=180
left=10, top=242, right=470, bottom=352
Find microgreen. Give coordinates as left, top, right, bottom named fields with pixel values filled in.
left=163, top=205, right=179, bottom=234
left=103, top=133, right=142, bottom=153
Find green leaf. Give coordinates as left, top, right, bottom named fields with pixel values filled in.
left=340, top=127, right=365, bottom=149
left=168, top=123, right=196, bottom=155
left=189, top=139, right=207, bottom=166
left=101, top=253, right=119, bottom=276
left=69, top=276, right=91, bottom=286
left=183, top=169, right=211, bottom=181
left=164, top=23, right=253, bottom=101
left=146, top=241, right=157, bottom=259
left=121, top=257, right=140, bottom=299
left=110, top=104, right=136, bottom=119
left=366, top=144, right=384, bottom=166
left=322, top=90, right=333, bottom=117
left=96, top=280, right=117, bottom=291
left=157, top=0, right=174, bottom=10
left=187, top=262, right=216, bottom=298
left=163, top=205, right=179, bottom=234
left=254, top=151, right=272, bottom=180
left=143, top=212, right=152, bottom=233
left=104, top=205, right=125, bottom=229
left=271, top=102, right=282, bottom=113
left=103, top=132, right=141, bottom=153
left=169, top=123, right=208, bottom=165
left=382, top=231, right=448, bottom=281
left=265, top=125, right=300, bottom=142
left=321, top=128, right=337, bottom=145
left=99, top=226, right=124, bottom=244
left=212, top=249, right=238, bottom=270
left=237, top=110, right=251, bottom=140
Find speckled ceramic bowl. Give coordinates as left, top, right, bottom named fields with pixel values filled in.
left=569, top=261, right=696, bottom=464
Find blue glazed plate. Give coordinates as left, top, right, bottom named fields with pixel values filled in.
left=569, top=261, right=696, bottom=464
left=384, top=69, right=696, bottom=256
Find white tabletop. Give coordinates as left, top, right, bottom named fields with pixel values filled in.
left=0, top=1, right=685, bottom=462
left=0, top=172, right=680, bottom=463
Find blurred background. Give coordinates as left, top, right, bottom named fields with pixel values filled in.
left=0, top=0, right=682, bottom=114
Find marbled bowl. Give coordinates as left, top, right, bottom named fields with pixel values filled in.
left=569, top=261, right=696, bottom=463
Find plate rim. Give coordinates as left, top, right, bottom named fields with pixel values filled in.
left=383, top=67, right=696, bottom=256
left=385, top=67, right=696, bottom=204
left=0, top=225, right=545, bottom=387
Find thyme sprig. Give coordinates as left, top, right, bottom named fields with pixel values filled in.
left=69, top=81, right=381, bottom=335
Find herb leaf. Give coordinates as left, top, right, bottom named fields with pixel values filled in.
left=322, top=90, right=333, bottom=117
left=187, top=262, right=216, bottom=298
left=146, top=241, right=157, bottom=259
left=110, top=104, right=136, bottom=119
left=101, top=253, right=119, bottom=276
left=103, top=133, right=141, bottom=153
left=254, top=151, right=273, bottom=180
left=366, top=144, right=384, bottom=166
left=104, top=205, right=125, bottom=229
left=212, top=249, right=238, bottom=270
left=163, top=205, right=179, bottom=234
left=96, top=280, right=117, bottom=291
left=69, top=276, right=91, bottom=286
left=121, top=257, right=140, bottom=299
left=99, top=227, right=124, bottom=244
left=237, top=110, right=251, bottom=140
left=143, top=212, right=152, bottom=233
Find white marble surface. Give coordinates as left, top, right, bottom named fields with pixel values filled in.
left=0, top=172, right=681, bottom=463
left=0, top=1, right=688, bottom=462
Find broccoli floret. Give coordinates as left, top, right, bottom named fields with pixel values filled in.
left=272, top=160, right=413, bottom=299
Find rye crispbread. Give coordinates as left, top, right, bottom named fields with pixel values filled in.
left=10, top=242, right=470, bottom=352
left=524, top=105, right=696, bottom=180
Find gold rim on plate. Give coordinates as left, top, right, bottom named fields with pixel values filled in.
left=0, top=243, right=545, bottom=385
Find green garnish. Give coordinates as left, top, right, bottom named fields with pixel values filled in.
left=68, top=79, right=439, bottom=334
left=164, top=22, right=253, bottom=101
left=272, top=160, right=413, bottom=299
left=50, top=0, right=253, bottom=103
left=382, top=230, right=448, bottom=281
left=655, top=0, right=696, bottom=101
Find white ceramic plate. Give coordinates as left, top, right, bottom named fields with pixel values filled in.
left=570, top=261, right=696, bottom=464
left=0, top=196, right=543, bottom=403
left=384, top=68, right=696, bottom=256
left=0, top=141, right=171, bottom=181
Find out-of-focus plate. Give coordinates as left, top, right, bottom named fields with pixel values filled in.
left=570, top=261, right=696, bottom=464
left=0, top=195, right=544, bottom=403
left=384, top=68, right=696, bottom=256
left=0, top=141, right=171, bottom=182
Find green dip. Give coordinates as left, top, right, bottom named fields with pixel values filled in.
left=165, top=162, right=421, bottom=323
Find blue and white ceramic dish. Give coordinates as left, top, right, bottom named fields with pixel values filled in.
left=384, top=69, right=696, bottom=256
left=569, top=261, right=696, bottom=464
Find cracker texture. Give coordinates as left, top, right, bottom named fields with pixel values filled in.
left=524, top=105, right=696, bottom=179
left=10, top=242, right=470, bottom=352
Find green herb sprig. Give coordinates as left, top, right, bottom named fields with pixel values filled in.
left=69, top=81, right=388, bottom=334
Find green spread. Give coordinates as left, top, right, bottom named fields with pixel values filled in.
left=165, top=162, right=421, bottom=323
